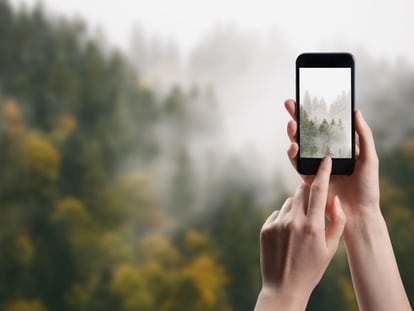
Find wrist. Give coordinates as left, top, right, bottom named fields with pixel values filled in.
left=343, top=205, right=387, bottom=247
left=255, top=285, right=309, bottom=311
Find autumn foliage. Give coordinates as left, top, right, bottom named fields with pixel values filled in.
left=0, top=1, right=413, bottom=311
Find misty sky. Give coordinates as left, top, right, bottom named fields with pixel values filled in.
left=10, top=0, right=414, bottom=188
left=13, top=0, right=414, bottom=63
left=300, top=68, right=351, bottom=105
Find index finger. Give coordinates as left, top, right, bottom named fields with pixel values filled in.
left=306, top=157, right=332, bottom=221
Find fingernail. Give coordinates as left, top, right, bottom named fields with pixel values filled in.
left=323, top=156, right=332, bottom=166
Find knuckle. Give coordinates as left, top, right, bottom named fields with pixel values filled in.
left=261, top=222, right=273, bottom=233
left=260, top=222, right=280, bottom=239
left=303, top=221, right=320, bottom=236
left=310, top=182, right=324, bottom=194
left=284, top=218, right=300, bottom=233
left=284, top=197, right=294, bottom=207
left=260, top=226, right=271, bottom=240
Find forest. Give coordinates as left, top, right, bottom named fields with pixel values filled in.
left=300, top=90, right=351, bottom=158
left=0, top=1, right=413, bottom=310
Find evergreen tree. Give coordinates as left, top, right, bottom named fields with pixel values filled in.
left=319, top=118, right=329, bottom=135
left=303, top=90, right=312, bottom=114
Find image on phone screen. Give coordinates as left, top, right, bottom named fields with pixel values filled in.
left=299, top=68, right=351, bottom=158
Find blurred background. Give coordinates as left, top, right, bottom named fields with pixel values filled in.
left=1, top=0, right=414, bottom=310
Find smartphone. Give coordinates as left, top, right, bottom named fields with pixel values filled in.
left=296, top=53, right=355, bottom=175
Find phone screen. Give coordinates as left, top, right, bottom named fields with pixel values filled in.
left=299, top=68, right=352, bottom=159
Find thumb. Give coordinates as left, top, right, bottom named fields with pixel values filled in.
left=326, top=196, right=346, bottom=253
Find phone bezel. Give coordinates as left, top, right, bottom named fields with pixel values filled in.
left=296, top=52, right=355, bottom=175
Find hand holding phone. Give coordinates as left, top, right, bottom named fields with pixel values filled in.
left=296, top=53, right=355, bottom=175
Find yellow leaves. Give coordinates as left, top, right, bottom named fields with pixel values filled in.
left=14, top=234, right=35, bottom=265
left=23, top=133, right=61, bottom=183
left=51, top=197, right=90, bottom=227
left=183, top=229, right=215, bottom=256
left=3, top=299, right=47, bottom=311
left=116, top=172, right=158, bottom=208
left=116, top=172, right=167, bottom=232
left=185, top=229, right=211, bottom=248
left=98, top=231, right=132, bottom=263
left=111, top=263, right=153, bottom=310
left=140, top=233, right=179, bottom=265
left=109, top=231, right=230, bottom=311
left=181, top=254, right=229, bottom=307
left=112, top=264, right=140, bottom=291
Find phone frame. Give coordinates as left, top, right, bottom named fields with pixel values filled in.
left=296, top=52, right=355, bottom=175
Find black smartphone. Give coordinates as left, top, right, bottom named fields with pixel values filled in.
left=296, top=53, right=355, bottom=175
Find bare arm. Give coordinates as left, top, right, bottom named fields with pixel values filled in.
left=284, top=99, right=412, bottom=310
left=342, top=110, right=411, bottom=311
left=343, top=209, right=410, bottom=310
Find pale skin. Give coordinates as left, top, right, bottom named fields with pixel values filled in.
left=255, top=156, right=346, bottom=311
left=255, top=99, right=412, bottom=310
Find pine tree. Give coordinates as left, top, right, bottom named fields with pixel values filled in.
left=303, top=90, right=312, bottom=114
left=319, top=118, right=329, bottom=134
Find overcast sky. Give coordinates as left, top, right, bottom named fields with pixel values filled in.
left=12, top=0, right=414, bottom=63
left=300, top=68, right=351, bottom=105
left=10, top=0, right=414, bottom=187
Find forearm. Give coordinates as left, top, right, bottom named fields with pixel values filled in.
left=254, top=286, right=309, bottom=311
left=344, top=208, right=411, bottom=311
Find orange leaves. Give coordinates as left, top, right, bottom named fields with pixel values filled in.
left=1, top=99, right=25, bottom=137
left=3, top=99, right=22, bottom=122
left=402, top=138, right=414, bottom=157
left=52, top=113, right=78, bottom=142
left=57, top=114, right=78, bottom=131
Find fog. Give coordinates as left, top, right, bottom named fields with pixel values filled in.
left=129, top=24, right=297, bottom=194
left=12, top=0, right=414, bottom=193
left=3, top=2, right=414, bottom=309
left=127, top=23, right=414, bottom=194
